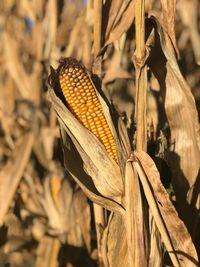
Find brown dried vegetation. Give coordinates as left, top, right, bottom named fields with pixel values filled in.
left=0, top=0, right=200, bottom=266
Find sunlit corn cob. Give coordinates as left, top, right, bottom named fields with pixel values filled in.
left=58, top=58, right=118, bottom=163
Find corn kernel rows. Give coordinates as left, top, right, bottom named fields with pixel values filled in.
left=59, top=62, right=118, bottom=163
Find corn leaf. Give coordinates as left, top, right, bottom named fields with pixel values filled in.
left=134, top=150, right=199, bottom=267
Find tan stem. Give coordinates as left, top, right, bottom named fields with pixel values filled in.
left=135, top=0, right=147, bottom=152
left=135, top=0, right=145, bottom=59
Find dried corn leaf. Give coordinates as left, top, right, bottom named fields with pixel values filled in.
left=134, top=151, right=199, bottom=267
left=148, top=18, right=200, bottom=192
left=0, top=132, right=34, bottom=226
left=101, top=0, right=135, bottom=50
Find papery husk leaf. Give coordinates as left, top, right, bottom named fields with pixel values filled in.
left=88, top=72, right=131, bottom=173
left=59, top=121, right=125, bottom=215
left=134, top=151, right=199, bottom=267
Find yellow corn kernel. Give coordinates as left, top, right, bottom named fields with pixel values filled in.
left=58, top=57, right=118, bottom=163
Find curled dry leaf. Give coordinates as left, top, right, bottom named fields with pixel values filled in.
left=133, top=151, right=199, bottom=267
left=48, top=58, right=131, bottom=213
left=0, top=132, right=34, bottom=226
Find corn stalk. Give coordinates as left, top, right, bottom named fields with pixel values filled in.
left=134, top=0, right=147, bottom=151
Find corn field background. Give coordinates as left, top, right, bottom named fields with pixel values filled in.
left=0, top=0, right=200, bottom=266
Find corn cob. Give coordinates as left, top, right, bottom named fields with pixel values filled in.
left=58, top=58, right=118, bottom=163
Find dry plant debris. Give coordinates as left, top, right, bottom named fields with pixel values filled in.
left=0, top=0, right=200, bottom=266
